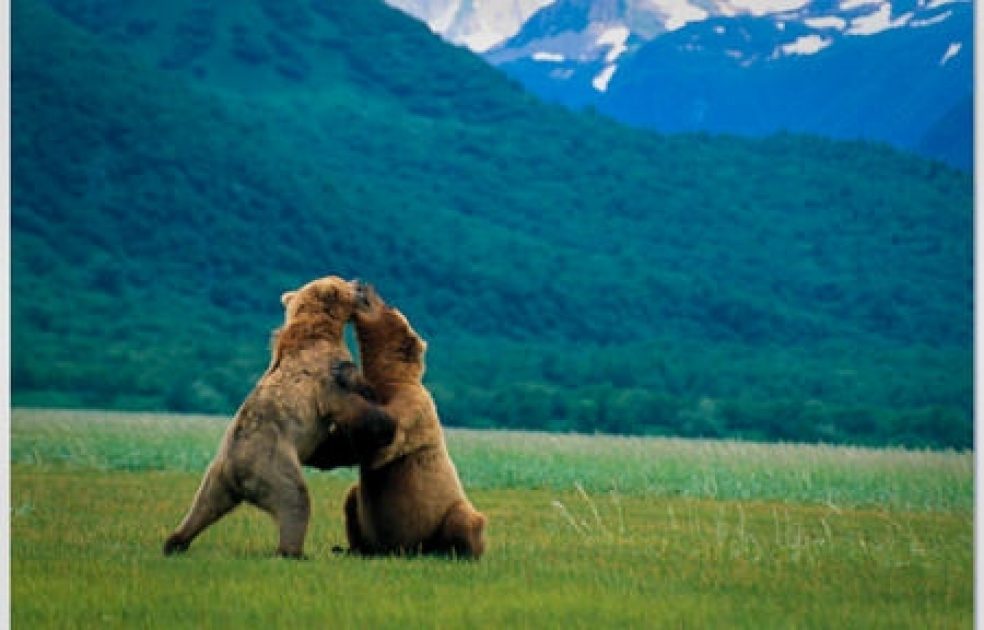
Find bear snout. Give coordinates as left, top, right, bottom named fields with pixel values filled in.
left=353, top=280, right=378, bottom=312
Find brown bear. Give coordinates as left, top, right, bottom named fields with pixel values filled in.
left=163, top=276, right=396, bottom=558
left=332, top=284, right=486, bottom=559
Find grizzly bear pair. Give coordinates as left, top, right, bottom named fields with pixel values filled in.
left=163, top=275, right=486, bottom=559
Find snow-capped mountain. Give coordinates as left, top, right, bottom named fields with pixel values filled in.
left=491, top=0, right=969, bottom=96
left=384, top=0, right=555, bottom=52
left=391, top=0, right=972, bottom=168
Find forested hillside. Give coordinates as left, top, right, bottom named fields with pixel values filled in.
left=12, top=0, right=972, bottom=448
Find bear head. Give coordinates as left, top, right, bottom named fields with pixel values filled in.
left=280, top=275, right=365, bottom=325
left=353, top=283, right=428, bottom=384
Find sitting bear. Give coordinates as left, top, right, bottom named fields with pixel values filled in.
left=163, top=276, right=396, bottom=558
left=333, top=284, right=486, bottom=559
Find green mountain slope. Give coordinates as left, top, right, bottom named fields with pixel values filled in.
left=12, top=0, right=972, bottom=447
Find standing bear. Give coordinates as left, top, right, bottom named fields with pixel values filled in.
left=164, top=276, right=396, bottom=558
left=333, top=284, right=487, bottom=558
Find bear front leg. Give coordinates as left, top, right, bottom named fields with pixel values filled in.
left=306, top=397, right=397, bottom=471
left=343, top=483, right=368, bottom=554
left=330, top=360, right=396, bottom=457
left=331, top=360, right=379, bottom=402
left=164, top=460, right=241, bottom=555
left=332, top=392, right=398, bottom=461
left=350, top=402, right=397, bottom=456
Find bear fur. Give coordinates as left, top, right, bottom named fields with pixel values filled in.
left=333, top=285, right=486, bottom=559
left=163, top=276, right=396, bottom=558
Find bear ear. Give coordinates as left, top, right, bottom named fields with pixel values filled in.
left=280, top=291, right=297, bottom=308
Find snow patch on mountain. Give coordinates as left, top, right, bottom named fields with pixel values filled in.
left=385, top=0, right=555, bottom=52
left=939, top=41, right=962, bottom=65
left=641, top=0, right=709, bottom=30
left=385, top=0, right=457, bottom=32
left=840, top=0, right=883, bottom=10
left=592, top=64, right=618, bottom=91
left=910, top=10, right=952, bottom=27
left=776, top=34, right=833, bottom=56
left=597, top=25, right=630, bottom=62
left=846, top=3, right=913, bottom=35
left=805, top=16, right=847, bottom=30
left=718, top=0, right=810, bottom=17
left=925, top=0, right=969, bottom=9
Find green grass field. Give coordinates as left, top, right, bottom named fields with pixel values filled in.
left=10, top=409, right=973, bottom=628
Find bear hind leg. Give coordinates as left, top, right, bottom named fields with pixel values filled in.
left=432, top=501, right=486, bottom=559
left=246, top=454, right=312, bottom=559
left=264, top=484, right=311, bottom=559
left=164, top=462, right=241, bottom=556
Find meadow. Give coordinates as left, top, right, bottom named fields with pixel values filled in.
left=10, top=408, right=973, bottom=628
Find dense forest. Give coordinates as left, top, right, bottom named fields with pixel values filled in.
left=11, top=0, right=972, bottom=448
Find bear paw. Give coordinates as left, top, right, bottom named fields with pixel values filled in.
left=331, top=360, right=360, bottom=390
left=163, top=535, right=189, bottom=556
